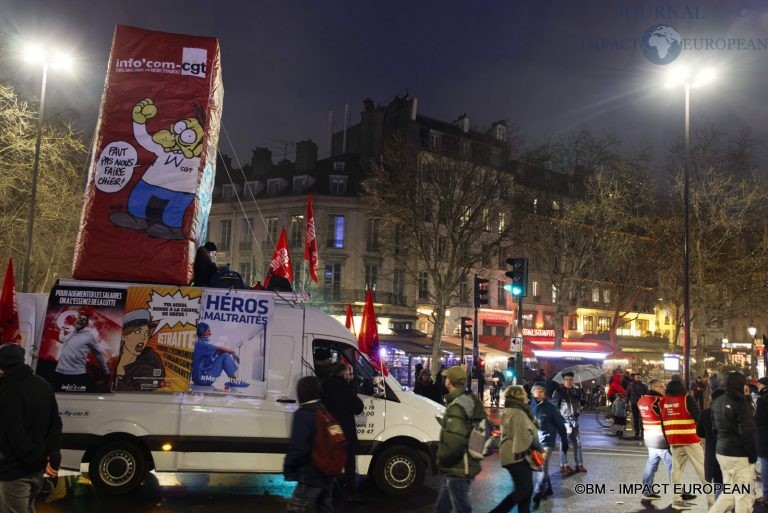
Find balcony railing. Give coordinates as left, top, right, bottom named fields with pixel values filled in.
left=312, top=288, right=411, bottom=307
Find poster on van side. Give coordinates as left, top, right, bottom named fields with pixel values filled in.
left=71, top=25, right=223, bottom=285
left=194, top=290, right=272, bottom=396
left=117, top=286, right=202, bottom=392
left=36, top=285, right=126, bottom=393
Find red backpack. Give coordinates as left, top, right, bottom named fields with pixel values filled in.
left=312, top=408, right=348, bottom=476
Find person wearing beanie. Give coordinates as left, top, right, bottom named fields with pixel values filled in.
left=435, top=365, right=487, bottom=513
left=193, top=242, right=219, bottom=287
left=320, top=362, right=364, bottom=502
left=0, top=343, right=62, bottom=513
left=191, top=323, right=249, bottom=390
left=53, top=313, right=111, bottom=393
left=284, top=376, right=334, bottom=513
left=709, top=371, right=756, bottom=513
left=530, top=383, right=567, bottom=508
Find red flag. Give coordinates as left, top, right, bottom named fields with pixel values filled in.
left=345, top=303, right=355, bottom=335
left=0, top=258, right=21, bottom=344
left=263, top=228, right=294, bottom=288
left=357, top=289, right=387, bottom=375
left=304, top=193, right=318, bottom=282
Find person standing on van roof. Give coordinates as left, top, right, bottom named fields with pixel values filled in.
left=434, top=366, right=486, bottom=513
left=53, top=313, right=110, bottom=392
left=193, top=241, right=218, bottom=287
left=321, top=362, right=364, bottom=502
left=191, top=323, right=249, bottom=390
left=284, top=376, right=334, bottom=513
left=0, top=343, right=62, bottom=513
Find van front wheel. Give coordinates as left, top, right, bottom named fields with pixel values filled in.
left=89, top=441, right=146, bottom=495
left=373, top=445, right=425, bottom=496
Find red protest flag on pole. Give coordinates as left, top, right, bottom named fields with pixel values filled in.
left=0, top=258, right=21, bottom=344
left=345, top=303, right=356, bottom=336
left=357, top=289, right=387, bottom=375
left=304, top=193, right=318, bottom=283
left=263, top=228, right=294, bottom=288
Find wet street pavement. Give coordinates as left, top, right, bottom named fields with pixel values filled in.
left=38, top=408, right=766, bottom=513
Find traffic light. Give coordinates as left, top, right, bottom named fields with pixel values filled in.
left=505, top=258, right=528, bottom=297
left=460, top=316, right=473, bottom=338
left=505, top=356, right=515, bottom=380
left=474, top=277, right=489, bottom=307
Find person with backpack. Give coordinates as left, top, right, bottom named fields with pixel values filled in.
left=284, top=376, right=336, bottom=513
left=320, top=362, right=364, bottom=502
left=0, top=343, right=62, bottom=513
left=435, top=366, right=486, bottom=513
left=489, top=385, right=542, bottom=513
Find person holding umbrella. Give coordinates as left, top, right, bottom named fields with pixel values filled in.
left=552, top=371, right=586, bottom=473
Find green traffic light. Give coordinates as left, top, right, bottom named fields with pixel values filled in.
left=503, top=284, right=523, bottom=296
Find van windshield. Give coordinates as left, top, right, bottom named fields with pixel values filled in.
left=312, top=340, right=379, bottom=396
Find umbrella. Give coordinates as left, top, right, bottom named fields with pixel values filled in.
left=552, top=364, right=605, bottom=384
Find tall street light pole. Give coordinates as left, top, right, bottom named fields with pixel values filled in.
left=666, top=66, right=715, bottom=390
left=20, top=44, right=72, bottom=293
left=21, top=60, right=48, bottom=293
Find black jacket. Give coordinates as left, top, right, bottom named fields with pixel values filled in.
left=0, top=364, right=63, bottom=480
left=414, top=378, right=442, bottom=403
left=712, top=373, right=756, bottom=463
left=696, top=389, right=724, bottom=483
left=753, top=388, right=768, bottom=458
left=552, top=384, right=584, bottom=422
left=321, top=375, right=364, bottom=447
left=664, top=379, right=701, bottom=422
left=283, top=401, right=333, bottom=487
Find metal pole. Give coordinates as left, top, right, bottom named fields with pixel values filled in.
left=516, top=295, right=524, bottom=383
left=22, top=62, right=48, bottom=293
left=682, top=82, right=692, bottom=390
left=472, top=280, right=479, bottom=386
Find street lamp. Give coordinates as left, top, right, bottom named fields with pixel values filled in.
left=748, top=325, right=757, bottom=377
left=665, top=65, right=716, bottom=390
left=20, top=43, right=73, bottom=292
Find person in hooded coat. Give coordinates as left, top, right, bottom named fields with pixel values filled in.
left=696, top=387, right=724, bottom=498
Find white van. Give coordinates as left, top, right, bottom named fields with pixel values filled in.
left=25, top=282, right=444, bottom=496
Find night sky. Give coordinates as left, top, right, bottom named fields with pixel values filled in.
left=3, top=0, right=768, bottom=171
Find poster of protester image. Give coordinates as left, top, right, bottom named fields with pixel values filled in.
left=36, top=285, right=126, bottom=393
left=118, top=286, right=202, bottom=392
left=194, top=289, right=272, bottom=396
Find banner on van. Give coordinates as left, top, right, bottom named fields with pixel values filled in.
left=118, top=286, right=202, bottom=392
left=194, top=290, right=272, bottom=396
left=36, top=285, right=127, bottom=393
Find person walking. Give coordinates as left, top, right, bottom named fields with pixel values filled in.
left=0, top=343, right=63, bottom=513
left=691, top=376, right=707, bottom=411
left=530, top=383, right=567, bottom=509
left=708, top=371, right=756, bottom=513
left=637, top=379, right=673, bottom=501
left=754, top=377, right=768, bottom=506
left=552, top=371, right=586, bottom=473
left=321, top=362, right=364, bottom=502
left=610, top=393, right=628, bottom=437
left=488, top=385, right=542, bottom=513
left=660, top=375, right=709, bottom=510
left=414, top=368, right=441, bottom=403
left=283, top=376, right=334, bottom=513
left=434, top=366, right=486, bottom=513
left=696, top=388, right=724, bottom=499
left=627, top=373, right=648, bottom=440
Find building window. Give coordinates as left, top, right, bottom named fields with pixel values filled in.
left=267, top=179, right=282, bottom=195
left=552, top=285, right=557, bottom=304
left=437, top=236, right=447, bottom=259
left=461, top=140, right=471, bottom=159
left=222, top=184, right=235, bottom=201
left=290, top=215, right=304, bottom=248
left=531, top=281, right=539, bottom=301
left=327, top=215, right=345, bottom=248
left=497, top=281, right=506, bottom=307
left=266, top=216, right=279, bottom=244
left=429, top=131, right=442, bottom=152
left=603, top=289, right=611, bottom=304
left=568, top=315, right=578, bottom=330
left=583, top=316, right=595, bottom=333
left=637, top=319, right=649, bottom=334
left=366, top=218, right=380, bottom=252
left=292, top=176, right=307, bottom=193
left=490, top=147, right=501, bottom=167
left=597, top=316, right=611, bottom=333
left=592, top=288, right=600, bottom=303
left=498, top=212, right=506, bottom=233
left=393, top=269, right=405, bottom=306
left=239, top=262, right=252, bottom=286
left=219, top=220, right=232, bottom=251
left=393, top=224, right=405, bottom=256
left=458, top=281, right=468, bottom=304
left=244, top=181, right=260, bottom=198
left=240, top=217, right=253, bottom=250
left=365, top=265, right=378, bottom=295
left=333, top=161, right=345, bottom=172
left=324, top=263, right=342, bottom=301
left=418, top=272, right=429, bottom=300
left=329, top=175, right=347, bottom=194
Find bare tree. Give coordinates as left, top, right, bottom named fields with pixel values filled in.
left=364, top=134, right=517, bottom=373
left=0, top=83, right=88, bottom=291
